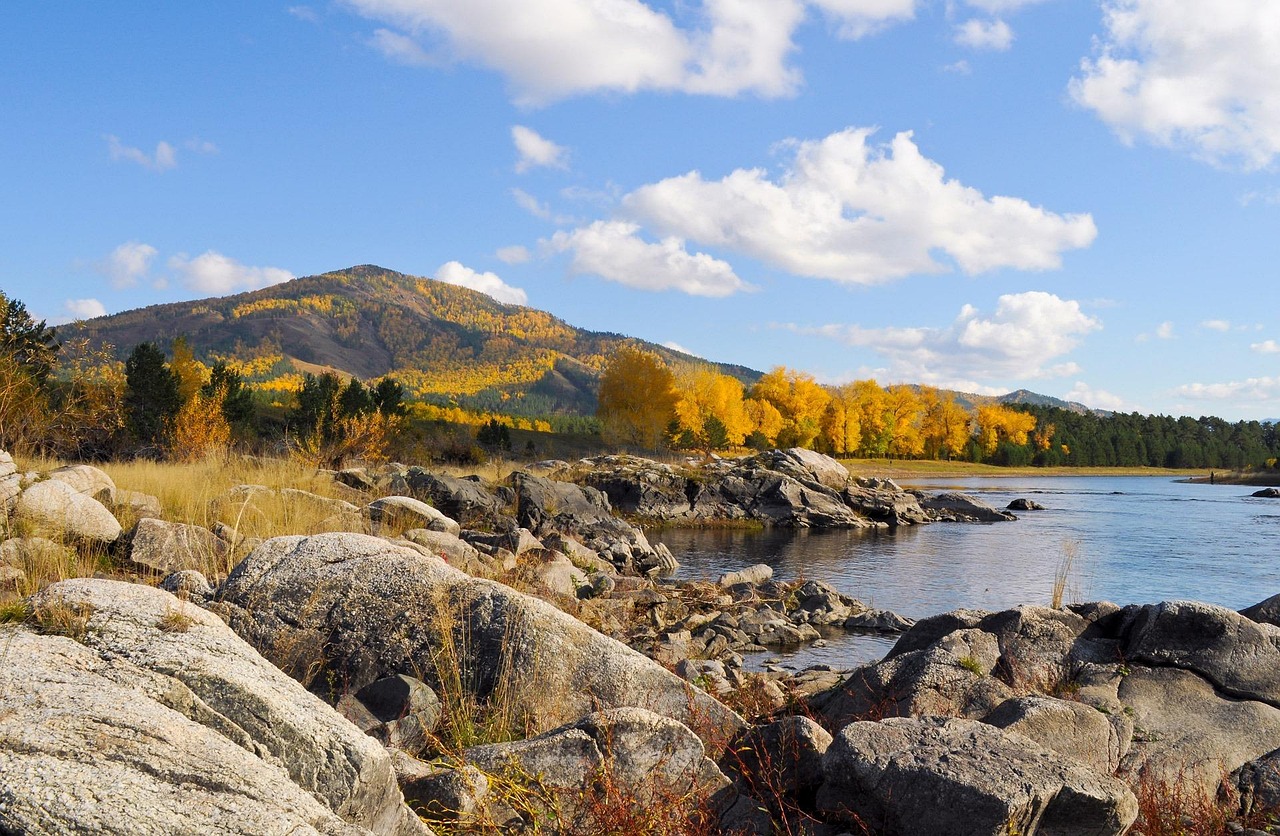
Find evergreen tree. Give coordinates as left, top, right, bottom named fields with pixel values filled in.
left=0, top=290, right=58, bottom=383
left=291, top=372, right=342, bottom=438
left=371, top=377, right=406, bottom=417
left=124, top=342, right=180, bottom=445
left=203, top=361, right=256, bottom=436
left=338, top=378, right=373, bottom=417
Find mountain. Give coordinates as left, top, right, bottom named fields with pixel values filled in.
left=996, top=389, right=1105, bottom=416
left=69, top=265, right=761, bottom=417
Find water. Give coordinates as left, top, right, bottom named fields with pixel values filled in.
left=659, top=476, right=1280, bottom=670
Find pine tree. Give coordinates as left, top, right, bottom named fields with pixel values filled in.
left=124, top=342, right=180, bottom=445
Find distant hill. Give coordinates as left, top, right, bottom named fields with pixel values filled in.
left=996, top=389, right=1105, bottom=416
left=70, top=265, right=761, bottom=417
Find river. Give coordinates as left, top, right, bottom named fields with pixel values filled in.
left=661, top=476, right=1280, bottom=669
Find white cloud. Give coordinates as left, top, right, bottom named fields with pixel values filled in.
left=63, top=298, right=107, bottom=321
left=955, top=18, right=1013, bottom=50
left=167, top=251, right=295, bottom=295
left=105, top=135, right=177, bottom=172
left=288, top=5, right=319, bottom=22
left=663, top=341, right=698, bottom=356
left=511, top=187, right=574, bottom=224
left=512, top=126, right=568, bottom=173
left=943, top=60, right=972, bottom=74
left=1065, top=381, right=1129, bottom=412
left=1200, top=319, right=1231, bottom=332
left=369, top=28, right=436, bottom=66
left=964, top=0, right=1049, bottom=11
left=1069, top=0, right=1280, bottom=169
left=435, top=260, right=529, bottom=305
left=623, top=128, right=1096, bottom=285
left=787, top=291, right=1101, bottom=387
left=1155, top=321, right=1175, bottom=339
left=1252, top=340, right=1280, bottom=354
left=547, top=220, right=751, bottom=297
left=346, top=0, right=918, bottom=103
left=185, top=138, right=220, bottom=154
left=98, top=241, right=158, bottom=288
left=496, top=245, right=532, bottom=264
left=1175, top=376, right=1280, bottom=402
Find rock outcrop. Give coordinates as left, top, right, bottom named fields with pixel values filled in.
left=0, top=578, right=429, bottom=836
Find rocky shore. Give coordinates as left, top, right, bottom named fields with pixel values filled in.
left=4, top=446, right=1279, bottom=834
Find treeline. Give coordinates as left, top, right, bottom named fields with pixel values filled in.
left=596, top=346, right=1280, bottom=469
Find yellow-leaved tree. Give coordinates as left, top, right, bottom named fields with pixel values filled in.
left=919, top=386, right=972, bottom=460
left=849, top=379, right=890, bottom=457
left=596, top=346, right=677, bottom=451
left=883, top=385, right=925, bottom=459
left=976, top=404, right=1038, bottom=457
left=748, top=367, right=830, bottom=449
left=168, top=390, right=231, bottom=462
left=671, top=368, right=751, bottom=452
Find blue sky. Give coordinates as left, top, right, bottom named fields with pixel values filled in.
left=4, top=1, right=1280, bottom=419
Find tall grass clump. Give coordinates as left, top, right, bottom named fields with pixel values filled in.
left=1051, top=537, right=1080, bottom=609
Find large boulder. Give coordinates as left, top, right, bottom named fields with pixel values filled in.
left=15, top=478, right=122, bottom=546
left=817, top=717, right=1138, bottom=836
left=367, top=496, right=461, bottom=537
left=126, top=517, right=230, bottom=575
left=403, top=469, right=511, bottom=528
left=752, top=448, right=851, bottom=491
left=918, top=492, right=1017, bottom=522
left=1, top=578, right=429, bottom=836
left=215, top=533, right=742, bottom=740
left=46, top=463, right=117, bottom=504
left=983, top=696, right=1122, bottom=775
left=1240, top=591, right=1280, bottom=627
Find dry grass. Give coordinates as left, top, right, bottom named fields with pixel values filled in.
left=1051, top=538, right=1078, bottom=609
left=1128, top=767, right=1250, bottom=836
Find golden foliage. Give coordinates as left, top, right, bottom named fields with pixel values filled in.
left=976, top=404, right=1039, bottom=456
left=744, top=398, right=784, bottom=446
left=168, top=390, right=231, bottom=462
left=597, top=346, right=677, bottom=450
left=919, top=386, right=972, bottom=460
left=748, top=367, right=830, bottom=449
left=672, top=369, right=751, bottom=448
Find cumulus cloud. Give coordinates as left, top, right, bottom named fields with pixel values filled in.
left=511, top=188, right=575, bottom=224
left=105, top=135, right=177, bottom=172
left=1065, top=381, right=1129, bottom=412
left=185, top=138, right=220, bottom=154
left=547, top=220, right=751, bottom=297
left=346, top=0, right=921, bottom=103
left=63, top=298, right=107, bottom=321
left=369, top=28, right=436, bottom=66
left=512, top=126, right=568, bottom=173
left=435, top=260, right=529, bottom=305
left=167, top=251, right=295, bottom=295
left=1201, top=319, right=1231, bottom=332
left=622, top=128, right=1096, bottom=285
left=1156, top=321, right=1175, bottom=339
left=964, top=0, right=1049, bottom=11
left=1252, top=340, right=1280, bottom=354
left=1069, top=0, right=1280, bottom=169
left=496, top=245, right=532, bottom=264
left=787, top=291, right=1101, bottom=388
left=663, top=341, right=699, bottom=356
left=288, top=5, right=319, bottom=22
left=955, top=18, right=1013, bottom=50
left=1175, top=377, right=1280, bottom=402
left=98, top=241, right=158, bottom=288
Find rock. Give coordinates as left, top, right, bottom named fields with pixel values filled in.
left=1251, top=488, right=1280, bottom=498
left=0, top=472, right=20, bottom=516
left=159, top=569, right=215, bottom=604
left=15, top=478, right=122, bottom=546
left=1117, top=665, right=1280, bottom=798
left=756, top=448, right=851, bottom=491
left=1, top=536, right=72, bottom=581
left=843, top=608, right=915, bottom=633
left=1240, top=592, right=1280, bottom=627
left=400, top=528, right=488, bottom=572
left=817, top=717, right=1138, bottom=836
left=368, top=496, right=461, bottom=536
left=814, top=627, right=1013, bottom=728
left=719, top=564, right=774, bottom=587
left=1120, top=600, right=1280, bottom=704
left=215, top=533, right=742, bottom=740
left=1008, top=498, right=1047, bottom=511
left=730, top=715, right=833, bottom=798
left=1233, top=749, right=1280, bottom=819
left=2, top=578, right=429, bottom=836
left=464, top=707, right=732, bottom=826
left=842, top=484, right=930, bottom=526
left=400, top=762, right=491, bottom=822
left=403, top=469, right=510, bottom=528
left=353, top=675, right=442, bottom=755
left=983, top=695, right=1121, bottom=775
left=0, top=449, right=13, bottom=479
left=127, top=517, right=230, bottom=575
left=113, top=488, right=163, bottom=520
left=46, top=463, right=117, bottom=504
left=336, top=468, right=376, bottom=493
left=885, top=608, right=993, bottom=659
left=919, top=492, right=1017, bottom=522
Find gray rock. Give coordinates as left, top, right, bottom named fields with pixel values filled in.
left=1120, top=600, right=1280, bottom=705
left=1, top=536, right=72, bottom=580
left=1233, top=749, right=1280, bottom=819
left=1240, top=592, right=1280, bottom=627
left=0, top=472, right=20, bottom=516
left=0, top=449, right=14, bottom=479
left=15, top=478, right=122, bottom=545
left=46, top=463, right=117, bottom=504
left=884, top=608, right=992, bottom=659
left=403, top=469, right=510, bottom=529
left=127, top=517, right=230, bottom=575
left=368, top=495, right=461, bottom=536
left=353, top=675, right=442, bottom=755
left=2, top=578, right=429, bottom=836
left=818, top=717, right=1138, bottom=836
left=216, top=533, right=742, bottom=740
left=919, top=492, right=1017, bottom=522
left=400, top=528, right=489, bottom=573
left=1008, top=498, right=1047, bottom=511
left=113, top=488, right=163, bottom=520
left=842, top=484, right=930, bottom=526
left=760, top=448, right=851, bottom=491
left=719, top=564, right=774, bottom=587
left=983, top=696, right=1121, bottom=775
left=843, top=608, right=915, bottom=633
left=1251, top=488, right=1280, bottom=498
left=159, top=569, right=215, bottom=604
left=400, top=763, right=490, bottom=822
left=730, top=715, right=833, bottom=798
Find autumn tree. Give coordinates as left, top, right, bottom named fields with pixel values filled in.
left=919, top=387, right=971, bottom=460
left=596, top=346, right=677, bottom=450
left=818, top=383, right=865, bottom=456
left=743, top=398, right=784, bottom=449
left=168, top=390, right=231, bottom=461
left=976, top=404, right=1038, bottom=458
left=169, top=336, right=206, bottom=404
left=671, top=368, right=751, bottom=453
left=883, top=385, right=925, bottom=458
left=748, top=367, right=830, bottom=449
left=849, top=379, right=890, bottom=457
left=203, top=361, right=256, bottom=438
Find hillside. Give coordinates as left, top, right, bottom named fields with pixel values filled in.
left=69, top=265, right=761, bottom=417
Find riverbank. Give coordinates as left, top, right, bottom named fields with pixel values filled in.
left=838, top=458, right=1214, bottom=480
left=1182, top=470, right=1280, bottom=487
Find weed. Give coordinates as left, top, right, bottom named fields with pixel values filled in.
left=1051, top=538, right=1080, bottom=609
left=29, top=599, right=95, bottom=640
left=958, top=654, right=985, bottom=675
left=156, top=606, right=196, bottom=633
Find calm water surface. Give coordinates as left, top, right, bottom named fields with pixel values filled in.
left=659, top=476, right=1280, bottom=669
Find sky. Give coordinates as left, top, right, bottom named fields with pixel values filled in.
left=3, top=1, right=1280, bottom=420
